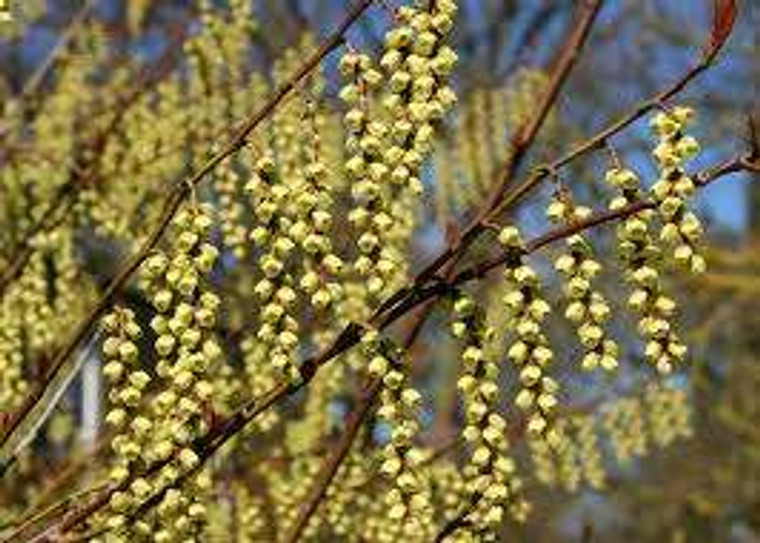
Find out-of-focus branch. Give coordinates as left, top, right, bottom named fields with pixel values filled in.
left=0, top=20, right=190, bottom=300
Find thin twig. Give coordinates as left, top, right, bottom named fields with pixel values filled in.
left=451, top=155, right=750, bottom=287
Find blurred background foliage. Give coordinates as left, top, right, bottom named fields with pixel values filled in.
left=1, top=1, right=758, bottom=541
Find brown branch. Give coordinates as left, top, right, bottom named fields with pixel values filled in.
left=371, top=20, right=733, bottom=354
left=0, top=0, right=376, bottom=453
left=30, top=152, right=751, bottom=541
left=452, top=154, right=750, bottom=287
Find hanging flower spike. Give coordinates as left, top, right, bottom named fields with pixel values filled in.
left=606, top=166, right=687, bottom=374
left=136, top=203, right=221, bottom=541
left=341, top=49, right=398, bottom=303
left=452, top=291, right=529, bottom=534
left=547, top=193, right=619, bottom=372
left=499, top=226, right=560, bottom=445
left=650, top=106, right=706, bottom=274
left=602, top=397, right=648, bottom=465
left=368, top=338, right=433, bottom=539
left=295, top=98, right=344, bottom=314
left=100, top=306, right=152, bottom=536
left=245, top=153, right=302, bottom=384
left=645, top=384, right=693, bottom=448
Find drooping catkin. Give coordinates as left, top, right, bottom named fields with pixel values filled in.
left=606, top=166, right=687, bottom=374
left=547, top=192, right=619, bottom=372
left=245, top=153, right=302, bottom=384
left=368, top=340, right=433, bottom=539
left=452, top=292, right=529, bottom=532
left=602, top=396, right=648, bottom=464
left=135, top=202, right=221, bottom=540
left=294, top=97, right=344, bottom=315
left=99, top=306, right=151, bottom=536
left=499, top=226, right=560, bottom=444
left=650, top=106, right=706, bottom=274
left=644, top=384, right=693, bottom=447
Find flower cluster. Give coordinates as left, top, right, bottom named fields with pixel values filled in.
left=340, top=50, right=397, bottom=303
left=606, top=167, right=687, bottom=374
left=499, top=226, right=560, bottom=443
left=320, top=447, right=373, bottom=538
left=267, top=452, right=321, bottom=539
left=135, top=203, right=222, bottom=540
left=14, top=251, right=55, bottom=353
left=241, top=337, right=280, bottom=432
left=382, top=0, right=459, bottom=275
left=452, top=292, right=529, bottom=532
left=547, top=194, right=619, bottom=372
left=214, top=163, right=248, bottom=260
left=364, top=333, right=432, bottom=538
left=246, top=154, right=302, bottom=383
left=602, top=397, right=648, bottom=465
left=272, top=38, right=316, bottom=183
left=574, top=415, right=606, bottom=489
left=231, top=485, right=268, bottom=541
left=0, top=231, right=89, bottom=421
left=650, top=106, right=705, bottom=273
left=380, top=1, right=458, bottom=171
left=645, top=384, right=693, bottom=448
left=546, top=420, right=582, bottom=492
left=294, top=99, right=344, bottom=313
left=100, top=306, right=151, bottom=535
left=529, top=415, right=606, bottom=493
left=0, top=297, right=25, bottom=412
